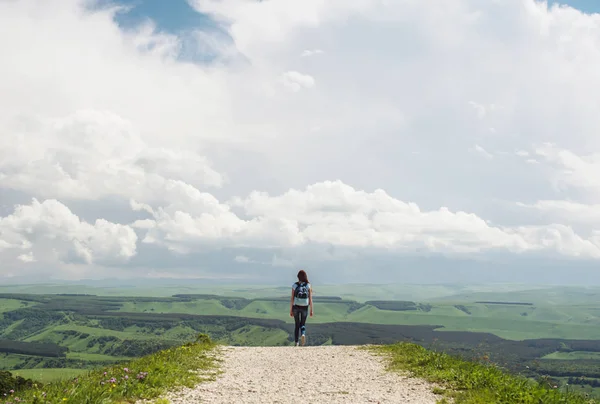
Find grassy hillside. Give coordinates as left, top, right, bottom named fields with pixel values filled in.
left=374, top=342, right=599, bottom=404
left=109, top=294, right=600, bottom=340
left=2, top=288, right=600, bottom=396
left=0, top=299, right=32, bottom=313
left=11, top=368, right=87, bottom=383
left=0, top=334, right=217, bottom=403
left=1, top=338, right=597, bottom=404
left=2, top=282, right=592, bottom=302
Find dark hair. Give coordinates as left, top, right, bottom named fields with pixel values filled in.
left=297, top=270, right=309, bottom=283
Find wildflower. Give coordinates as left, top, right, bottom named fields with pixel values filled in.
left=9, top=390, right=14, bottom=394
left=104, top=372, right=107, bottom=376
left=124, top=375, right=129, bottom=380
left=123, top=367, right=129, bottom=373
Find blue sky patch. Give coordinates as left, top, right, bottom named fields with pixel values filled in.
left=98, top=0, right=218, bottom=34
left=91, top=0, right=231, bottom=63
left=94, top=0, right=600, bottom=37
left=553, top=0, right=600, bottom=13
left=89, top=0, right=599, bottom=64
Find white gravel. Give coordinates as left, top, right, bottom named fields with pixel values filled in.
left=163, top=345, right=440, bottom=403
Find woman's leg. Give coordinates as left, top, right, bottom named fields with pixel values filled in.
left=299, top=306, right=308, bottom=344
left=300, top=308, right=307, bottom=332
left=293, top=306, right=301, bottom=343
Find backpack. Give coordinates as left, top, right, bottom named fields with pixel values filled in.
left=294, top=282, right=309, bottom=300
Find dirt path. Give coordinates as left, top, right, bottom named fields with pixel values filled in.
left=164, top=345, right=440, bottom=403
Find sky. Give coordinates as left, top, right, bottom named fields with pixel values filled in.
left=2, top=0, right=600, bottom=285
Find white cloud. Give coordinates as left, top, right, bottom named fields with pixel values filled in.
left=534, top=143, right=600, bottom=194
left=468, top=101, right=487, bottom=120
left=301, top=49, right=324, bottom=57
left=518, top=144, right=600, bottom=228
left=18, top=252, right=36, bottom=263
left=471, top=144, right=494, bottom=159
left=234, top=255, right=250, bottom=263
left=519, top=200, right=600, bottom=225
left=0, top=199, right=137, bottom=267
left=280, top=71, right=316, bottom=92
left=0, top=110, right=224, bottom=202
left=124, top=180, right=600, bottom=258
left=2, top=0, right=600, bottom=279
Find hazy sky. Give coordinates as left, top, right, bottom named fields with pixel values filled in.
left=2, top=0, right=600, bottom=284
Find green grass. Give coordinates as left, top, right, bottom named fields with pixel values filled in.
left=118, top=299, right=237, bottom=316
left=0, top=334, right=218, bottom=404
left=67, top=353, right=132, bottom=362
left=227, top=326, right=290, bottom=346
left=5, top=283, right=600, bottom=340
left=0, top=299, right=30, bottom=313
left=431, top=286, right=600, bottom=306
left=371, top=342, right=599, bottom=404
left=25, top=324, right=156, bottom=343
left=0, top=353, right=29, bottom=370
left=555, top=377, right=600, bottom=399
left=10, top=369, right=87, bottom=383
left=112, top=295, right=600, bottom=340
left=347, top=305, right=600, bottom=340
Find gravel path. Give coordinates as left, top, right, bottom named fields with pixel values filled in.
left=164, top=345, right=440, bottom=403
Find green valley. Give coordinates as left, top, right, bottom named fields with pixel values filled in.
left=1, top=283, right=600, bottom=397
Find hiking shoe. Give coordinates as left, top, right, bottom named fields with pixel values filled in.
left=295, top=342, right=299, bottom=346
left=300, top=334, right=306, bottom=346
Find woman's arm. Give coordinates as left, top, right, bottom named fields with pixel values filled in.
left=309, top=286, right=314, bottom=317
left=290, top=289, right=294, bottom=317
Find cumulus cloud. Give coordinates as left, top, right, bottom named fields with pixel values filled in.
left=0, top=110, right=224, bottom=202
left=126, top=180, right=600, bottom=259
left=0, top=199, right=137, bottom=267
left=2, top=0, right=600, bottom=280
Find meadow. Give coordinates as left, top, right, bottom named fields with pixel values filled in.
left=1, top=283, right=600, bottom=396
left=3, top=335, right=596, bottom=404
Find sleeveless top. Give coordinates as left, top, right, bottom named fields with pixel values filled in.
left=292, top=282, right=311, bottom=306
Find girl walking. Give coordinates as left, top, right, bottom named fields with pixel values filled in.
left=290, top=269, right=313, bottom=346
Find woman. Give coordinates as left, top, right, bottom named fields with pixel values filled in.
left=290, top=269, right=313, bottom=346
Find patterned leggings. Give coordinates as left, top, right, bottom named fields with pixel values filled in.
left=293, top=305, right=308, bottom=343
